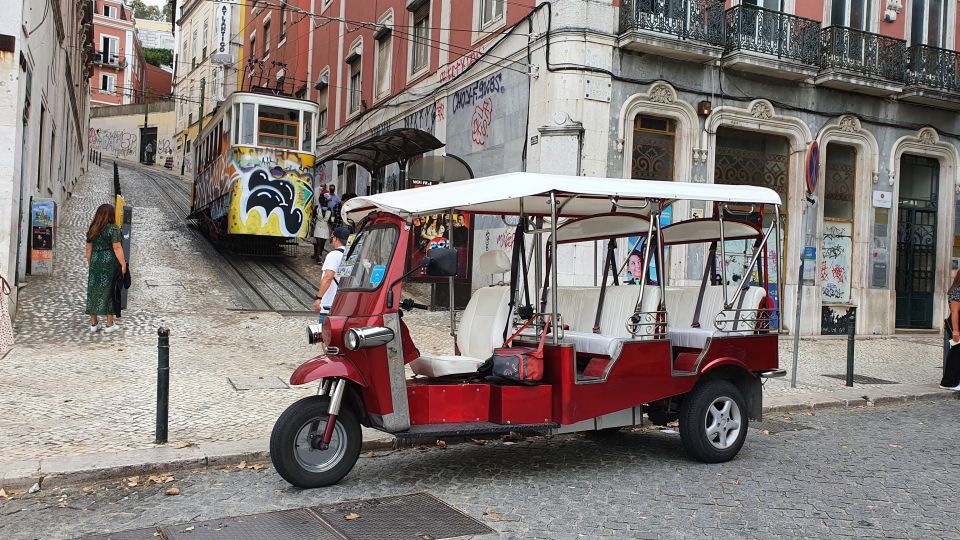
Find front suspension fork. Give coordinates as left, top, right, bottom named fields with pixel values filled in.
left=311, top=378, right=346, bottom=450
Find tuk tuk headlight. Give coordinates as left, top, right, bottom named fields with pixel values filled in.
left=306, top=324, right=324, bottom=345
left=344, top=326, right=394, bottom=350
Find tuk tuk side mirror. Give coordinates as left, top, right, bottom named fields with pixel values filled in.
left=386, top=247, right=459, bottom=308
left=423, top=247, right=458, bottom=277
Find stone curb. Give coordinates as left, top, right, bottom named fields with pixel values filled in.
left=2, top=387, right=957, bottom=492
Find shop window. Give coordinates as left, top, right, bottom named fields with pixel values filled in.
left=630, top=115, right=675, bottom=181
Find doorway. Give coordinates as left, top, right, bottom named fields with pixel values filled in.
left=895, top=154, right=940, bottom=329
left=140, top=127, right=158, bottom=165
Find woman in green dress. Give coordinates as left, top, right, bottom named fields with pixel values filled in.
left=85, top=204, right=126, bottom=333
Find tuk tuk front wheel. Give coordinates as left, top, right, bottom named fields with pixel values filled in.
left=678, top=379, right=748, bottom=463
left=270, top=395, right=361, bottom=488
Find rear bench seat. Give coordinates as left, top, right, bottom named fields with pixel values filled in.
left=663, top=285, right=767, bottom=349
left=545, top=285, right=662, bottom=357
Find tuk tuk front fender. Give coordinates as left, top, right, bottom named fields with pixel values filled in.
left=697, top=357, right=762, bottom=420
left=290, top=354, right=367, bottom=387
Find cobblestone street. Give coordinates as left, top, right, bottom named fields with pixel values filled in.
left=2, top=401, right=958, bottom=539
left=0, top=162, right=950, bottom=465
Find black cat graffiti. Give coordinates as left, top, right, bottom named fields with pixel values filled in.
left=244, top=168, right=304, bottom=235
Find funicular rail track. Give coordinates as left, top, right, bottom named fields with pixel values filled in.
left=133, top=165, right=319, bottom=314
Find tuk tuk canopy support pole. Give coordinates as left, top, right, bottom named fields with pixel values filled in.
left=549, top=193, right=559, bottom=344
left=155, top=327, right=170, bottom=444
left=447, top=209, right=456, bottom=345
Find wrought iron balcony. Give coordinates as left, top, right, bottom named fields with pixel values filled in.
left=724, top=4, right=820, bottom=77
left=817, top=26, right=906, bottom=95
left=618, top=0, right=726, bottom=61
left=619, top=0, right=725, bottom=44
left=906, top=44, right=960, bottom=93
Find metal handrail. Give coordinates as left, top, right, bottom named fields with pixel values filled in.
left=713, top=308, right=772, bottom=333
left=619, top=0, right=726, bottom=45
left=906, top=44, right=960, bottom=93
left=626, top=309, right=668, bottom=339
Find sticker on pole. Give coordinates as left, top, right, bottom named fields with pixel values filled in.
left=805, top=141, right=820, bottom=194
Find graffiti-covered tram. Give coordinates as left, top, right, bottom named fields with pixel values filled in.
left=189, top=92, right=319, bottom=250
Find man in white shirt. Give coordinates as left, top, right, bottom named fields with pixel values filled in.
left=312, top=226, right=351, bottom=312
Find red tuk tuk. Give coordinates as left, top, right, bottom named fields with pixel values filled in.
left=270, top=173, right=785, bottom=488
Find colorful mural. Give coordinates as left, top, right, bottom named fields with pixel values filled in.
left=193, top=146, right=315, bottom=238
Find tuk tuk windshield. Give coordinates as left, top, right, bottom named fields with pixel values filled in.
left=337, top=225, right=399, bottom=291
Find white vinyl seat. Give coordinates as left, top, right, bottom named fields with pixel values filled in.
left=409, top=250, right=512, bottom=377
left=664, top=285, right=767, bottom=349
left=560, top=285, right=662, bottom=357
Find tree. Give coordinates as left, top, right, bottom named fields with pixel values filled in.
left=143, top=47, right=173, bottom=68
left=128, top=0, right=165, bottom=22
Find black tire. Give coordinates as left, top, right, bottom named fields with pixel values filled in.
left=678, top=379, right=748, bottom=463
left=270, top=395, right=362, bottom=488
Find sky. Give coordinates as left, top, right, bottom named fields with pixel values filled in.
left=142, top=0, right=168, bottom=7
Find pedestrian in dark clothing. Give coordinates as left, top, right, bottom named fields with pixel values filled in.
left=941, top=271, right=960, bottom=389
left=85, top=204, right=126, bottom=333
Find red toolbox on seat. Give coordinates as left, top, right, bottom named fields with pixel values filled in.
left=490, top=384, right=553, bottom=425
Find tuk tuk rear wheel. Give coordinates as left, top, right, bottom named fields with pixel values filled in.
left=678, top=379, right=748, bottom=463
left=270, top=396, right=361, bottom=488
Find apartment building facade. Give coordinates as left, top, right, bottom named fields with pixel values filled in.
left=243, top=0, right=960, bottom=336
left=0, top=0, right=95, bottom=313
left=172, top=0, right=243, bottom=175
left=90, top=0, right=144, bottom=107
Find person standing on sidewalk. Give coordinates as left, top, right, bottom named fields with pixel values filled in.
left=311, top=226, right=351, bottom=313
left=941, top=271, right=960, bottom=389
left=85, top=203, right=126, bottom=333
left=312, top=204, right=332, bottom=264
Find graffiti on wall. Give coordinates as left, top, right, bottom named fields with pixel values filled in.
left=402, top=103, right=437, bottom=133
left=89, top=128, right=138, bottom=157
left=451, top=72, right=506, bottom=113
left=821, top=222, right=853, bottom=302
left=451, top=73, right=507, bottom=150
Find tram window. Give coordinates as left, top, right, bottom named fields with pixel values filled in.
left=232, top=105, right=240, bottom=145
left=240, top=103, right=255, bottom=145
left=302, top=111, right=313, bottom=153
left=258, top=105, right=299, bottom=150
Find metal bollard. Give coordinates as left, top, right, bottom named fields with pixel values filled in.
left=156, top=327, right=170, bottom=444
left=845, top=308, right=857, bottom=387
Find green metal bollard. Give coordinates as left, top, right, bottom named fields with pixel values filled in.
left=845, top=308, right=856, bottom=387
left=156, top=327, right=170, bottom=444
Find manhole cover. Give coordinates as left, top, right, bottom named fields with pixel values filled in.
left=822, top=374, right=898, bottom=385
left=74, top=527, right=160, bottom=540
left=228, top=376, right=290, bottom=390
left=750, top=419, right=812, bottom=434
left=314, top=492, right=494, bottom=540
left=162, top=509, right=337, bottom=540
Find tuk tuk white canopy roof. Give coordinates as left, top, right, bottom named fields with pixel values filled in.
left=342, top=173, right=782, bottom=222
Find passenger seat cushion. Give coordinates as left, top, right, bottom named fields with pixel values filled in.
left=457, top=286, right=511, bottom=360
left=409, top=355, right=486, bottom=378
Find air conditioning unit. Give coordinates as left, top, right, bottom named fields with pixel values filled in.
left=314, top=72, right=329, bottom=90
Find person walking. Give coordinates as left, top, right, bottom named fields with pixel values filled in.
left=85, top=203, right=126, bottom=333
left=312, top=204, right=332, bottom=264
left=312, top=226, right=351, bottom=313
left=326, top=184, right=341, bottom=211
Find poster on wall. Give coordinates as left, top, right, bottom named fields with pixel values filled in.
left=30, top=199, right=55, bottom=275
left=409, top=212, right=472, bottom=282
left=821, top=221, right=853, bottom=303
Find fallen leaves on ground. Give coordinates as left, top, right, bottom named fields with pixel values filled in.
left=164, top=487, right=181, bottom=496
left=435, top=440, right=447, bottom=449
left=345, top=513, right=360, bottom=521
left=145, top=475, right=175, bottom=486
left=487, top=512, right=502, bottom=521
left=760, top=429, right=771, bottom=436
left=236, top=461, right=248, bottom=469
left=470, top=438, right=487, bottom=446
left=250, top=463, right=265, bottom=470
left=0, top=488, right=10, bottom=499
left=126, top=476, right=140, bottom=487
left=889, top=443, right=903, bottom=449
left=500, top=431, right=525, bottom=442
left=172, top=441, right=195, bottom=449
left=666, top=420, right=680, bottom=428
left=366, top=451, right=378, bottom=457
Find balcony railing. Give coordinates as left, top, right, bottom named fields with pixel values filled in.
left=820, top=26, right=906, bottom=82
left=619, top=0, right=725, bottom=45
left=94, top=51, right=124, bottom=67
left=906, top=44, right=960, bottom=94
left=725, top=4, right=820, bottom=65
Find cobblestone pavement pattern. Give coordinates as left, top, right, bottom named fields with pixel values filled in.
left=0, top=162, right=949, bottom=464
left=2, top=401, right=958, bottom=539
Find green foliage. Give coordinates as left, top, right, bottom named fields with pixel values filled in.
left=129, top=0, right=169, bottom=22
left=143, top=47, right=173, bottom=68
